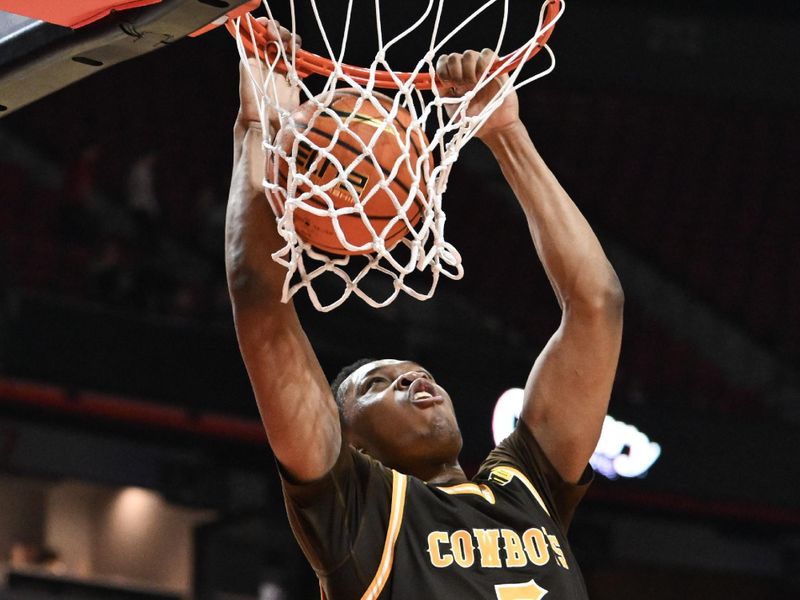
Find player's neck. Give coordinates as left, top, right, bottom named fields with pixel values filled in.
left=422, top=462, right=468, bottom=485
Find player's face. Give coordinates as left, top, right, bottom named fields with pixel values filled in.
left=341, top=359, right=463, bottom=477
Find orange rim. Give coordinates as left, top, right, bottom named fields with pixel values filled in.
left=227, top=0, right=562, bottom=90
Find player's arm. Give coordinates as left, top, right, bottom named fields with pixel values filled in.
left=437, top=50, right=623, bottom=484
left=226, top=22, right=341, bottom=482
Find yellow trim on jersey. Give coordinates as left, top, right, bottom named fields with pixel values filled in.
left=437, top=482, right=496, bottom=504
left=360, top=470, right=408, bottom=600
left=489, top=466, right=551, bottom=517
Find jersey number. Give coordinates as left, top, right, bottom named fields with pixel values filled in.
left=495, top=579, right=548, bottom=600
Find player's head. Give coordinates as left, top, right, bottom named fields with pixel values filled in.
left=331, top=358, right=463, bottom=479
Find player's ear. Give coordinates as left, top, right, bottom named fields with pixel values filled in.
left=346, top=437, right=366, bottom=453
left=343, top=425, right=367, bottom=454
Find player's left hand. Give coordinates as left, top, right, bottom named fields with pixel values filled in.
left=238, top=18, right=301, bottom=133
left=436, top=49, right=520, bottom=141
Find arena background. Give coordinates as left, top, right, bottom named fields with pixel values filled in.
left=1, top=0, right=799, bottom=598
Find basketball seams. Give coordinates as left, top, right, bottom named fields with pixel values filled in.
left=280, top=181, right=422, bottom=224
left=288, top=91, right=429, bottom=203
left=301, top=123, right=426, bottom=220
left=268, top=89, right=431, bottom=255
left=329, top=90, right=429, bottom=175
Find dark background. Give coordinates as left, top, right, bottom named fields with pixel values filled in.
left=1, top=0, right=799, bottom=598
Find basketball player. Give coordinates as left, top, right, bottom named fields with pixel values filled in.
left=226, top=20, right=623, bottom=600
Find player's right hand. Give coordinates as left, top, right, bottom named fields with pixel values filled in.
left=436, top=48, right=520, bottom=141
left=238, top=19, right=301, bottom=133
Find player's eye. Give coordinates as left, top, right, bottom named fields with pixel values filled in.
left=362, top=377, right=388, bottom=392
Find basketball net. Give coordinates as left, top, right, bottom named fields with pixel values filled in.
left=232, top=0, right=565, bottom=311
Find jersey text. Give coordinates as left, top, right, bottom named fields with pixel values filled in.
left=426, top=527, right=569, bottom=570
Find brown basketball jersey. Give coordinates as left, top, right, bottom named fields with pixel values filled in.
left=281, top=421, right=592, bottom=599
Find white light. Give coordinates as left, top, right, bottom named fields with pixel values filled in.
left=492, top=388, right=661, bottom=479
left=260, top=582, right=286, bottom=600
left=109, top=487, right=161, bottom=538
left=591, top=415, right=662, bottom=479
left=492, top=388, right=524, bottom=445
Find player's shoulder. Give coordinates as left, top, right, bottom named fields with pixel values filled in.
left=478, top=421, right=544, bottom=479
left=477, top=422, right=594, bottom=533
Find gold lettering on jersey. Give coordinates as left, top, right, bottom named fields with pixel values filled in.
left=427, top=531, right=453, bottom=568
left=495, top=579, right=548, bottom=600
left=472, top=529, right=502, bottom=568
left=450, top=530, right=475, bottom=568
left=543, top=527, right=569, bottom=569
left=521, top=528, right=550, bottom=566
left=501, top=529, right=527, bottom=568
left=425, top=527, right=569, bottom=571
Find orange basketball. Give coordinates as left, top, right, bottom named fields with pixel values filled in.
left=268, top=90, right=431, bottom=256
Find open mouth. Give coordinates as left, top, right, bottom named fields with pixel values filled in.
left=409, top=378, right=443, bottom=407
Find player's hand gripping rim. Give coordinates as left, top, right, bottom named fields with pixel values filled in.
left=238, top=18, right=302, bottom=133
left=435, top=48, right=521, bottom=141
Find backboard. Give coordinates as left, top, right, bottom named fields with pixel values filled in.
left=0, top=0, right=254, bottom=116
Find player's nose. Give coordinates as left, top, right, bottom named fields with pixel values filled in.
left=397, top=371, right=426, bottom=390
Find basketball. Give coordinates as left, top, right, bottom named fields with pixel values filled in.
left=268, top=89, right=432, bottom=256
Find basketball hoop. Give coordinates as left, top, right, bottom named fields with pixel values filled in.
left=230, top=0, right=565, bottom=311
left=227, top=1, right=563, bottom=89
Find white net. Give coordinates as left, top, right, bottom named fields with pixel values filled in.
left=232, top=0, right=565, bottom=311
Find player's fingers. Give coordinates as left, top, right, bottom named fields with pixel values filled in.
left=255, top=18, right=282, bottom=58
left=259, top=19, right=298, bottom=46
left=277, top=24, right=302, bottom=50
left=446, top=53, right=464, bottom=87
left=476, top=48, right=498, bottom=79
left=260, top=17, right=280, bottom=41
left=253, top=17, right=278, bottom=42
left=435, top=53, right=452, bottom=85
left=255, top=18, right=301, bottom=60
left=461, top=50, right=480, bottom=84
